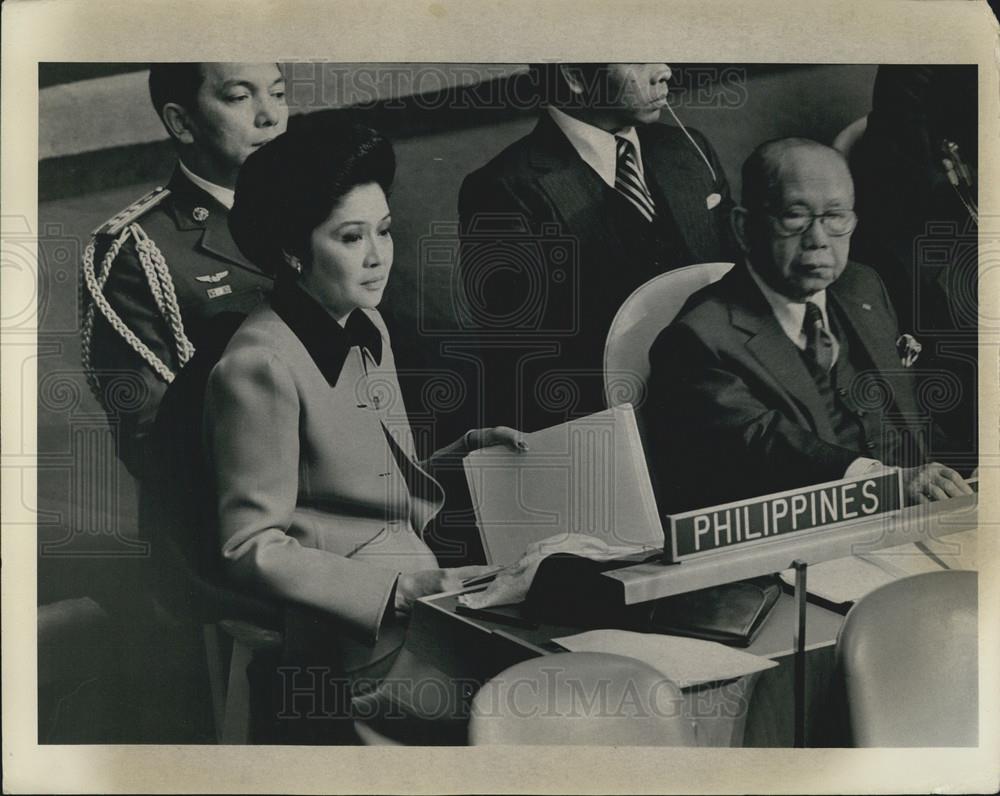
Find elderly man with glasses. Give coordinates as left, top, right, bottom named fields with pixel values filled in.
left=645, top=137, right=973, bottom=514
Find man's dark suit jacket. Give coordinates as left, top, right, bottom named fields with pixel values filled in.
left=458, top=112, right=736, bottom=432
left=646, top=261, right=929, bottom=514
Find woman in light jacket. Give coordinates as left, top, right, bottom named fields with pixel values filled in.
left=206, top=116, right=521, bottom=735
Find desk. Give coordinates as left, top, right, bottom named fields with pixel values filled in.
left=379, top=496, right=977, bottom=746
left=378, top=590, right=845, bottom=746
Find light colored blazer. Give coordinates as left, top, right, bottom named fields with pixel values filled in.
left=205, top=289, right=443, bottom=650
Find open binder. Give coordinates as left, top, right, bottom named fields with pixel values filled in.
left=463, top=403, right=663, bottom=567
left=462, top=403, right=781, bottom=646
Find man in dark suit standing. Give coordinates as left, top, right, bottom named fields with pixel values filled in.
left=83, top=62, right=288, bottom=477
left=458, top=63, right=736, bottom=433
left=646, top=137, right=972, bottom=514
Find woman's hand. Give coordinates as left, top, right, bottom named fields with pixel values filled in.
left=464, top=426, right=528, bottom=454
left=425, top=426, right=528, bottom=466
left=395, top=565, right=497, bottom=613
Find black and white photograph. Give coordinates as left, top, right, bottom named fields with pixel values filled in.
left=3, top=1, right=998, bottom=793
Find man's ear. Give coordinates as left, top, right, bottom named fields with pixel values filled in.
left=557, top=64, right=586, bottom=97
left=161, top=102, right=197, bottom=146
left=731, top=206, right=752, bottom=255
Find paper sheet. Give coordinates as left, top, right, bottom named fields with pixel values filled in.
left=918, top=529, right=978, bottom=572
left=551, top=629, right=778, bottom=689
left=777, top=533, right=978, bottom=605
left=780, top=556, right=899, bottom=605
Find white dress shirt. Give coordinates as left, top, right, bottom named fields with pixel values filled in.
left=746, top=265, right=840, bottom=362
left=747, top=264, right=881, bottom=478
left=178, top=160, right=235, bottom=210
left=547, top=105, right=645, bottom=188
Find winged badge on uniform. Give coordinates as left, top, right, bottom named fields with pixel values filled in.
left=195, top=271, right=230, bottom=284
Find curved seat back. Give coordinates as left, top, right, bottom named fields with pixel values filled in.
left=469, top=651, right=696, bottom=746
left=604, top=262, right=734, bottom=411
left=836, top=570, right=977, bottom=746
left=141, top=312, right=280, bottom=629
left=833, top=115, right=869, bottom=157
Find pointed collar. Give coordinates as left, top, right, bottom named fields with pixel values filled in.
left=745, top=264, right=833, bottom=352
left=271, top=279, right=383, bottom=386
left=717, top=263, right=837, bottom=439
left=546, top=106, right=643, bottom=188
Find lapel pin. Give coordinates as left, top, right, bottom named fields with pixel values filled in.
left=706, top=193, right=722, bottom=210
left=192, top=206, right=210, bottom=222
left=861, top=302, right=872, bottom=311
left=897, top=333, right=922, bottom=367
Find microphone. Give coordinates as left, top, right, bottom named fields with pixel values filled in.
left=940, top=139, right=978, bottom=223
left=662, top=97, right=718, bottom=184
left=944, top=140, right=974, bottom=185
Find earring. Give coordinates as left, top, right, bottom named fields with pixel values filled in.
left=290, top=259, right=303, bottom=274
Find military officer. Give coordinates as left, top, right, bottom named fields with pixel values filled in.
left=82, top=62, right=289, bottom=477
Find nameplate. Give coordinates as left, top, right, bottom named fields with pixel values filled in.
left=665, top=469, right=904, bottom=562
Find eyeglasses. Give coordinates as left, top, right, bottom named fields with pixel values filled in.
left=766, top=208, right=857, bottom=238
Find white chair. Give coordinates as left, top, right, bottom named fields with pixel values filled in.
left=833, top=115, right=869, bottom=158
left=469, top=652, right=696, bottom=746
left=603, top=262, right=734, bottom=410
left=836, top=570, right=977, bottom=746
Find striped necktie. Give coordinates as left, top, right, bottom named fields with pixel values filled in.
left=803, top=300, right=836, bottom=373
left=615, top=135, right=657, bottom=222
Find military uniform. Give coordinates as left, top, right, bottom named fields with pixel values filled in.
left=83, top=166, right=274, bottom=477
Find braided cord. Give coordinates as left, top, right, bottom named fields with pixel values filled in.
left=80, top=223, right=196, bottom=408
left=132, top=225, right=195, bottom=367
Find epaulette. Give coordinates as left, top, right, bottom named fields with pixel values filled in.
left=91, top=186, right=171, bottom=238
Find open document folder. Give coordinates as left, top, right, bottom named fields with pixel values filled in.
left=463, top=404, right=663, bottom=567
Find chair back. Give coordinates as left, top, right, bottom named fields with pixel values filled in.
left=604, top=262, right=733, bottom=410
left=833, top=115, right=869, bottom=158
left=836, top=570, right=977, bottom=746
left=140, top=312, right=280, bottom=629
left=469, top=651, right=696, bottom=745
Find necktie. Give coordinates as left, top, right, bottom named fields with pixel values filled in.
left=803, top=300, right=835, bottom=373
left=614, top=136, right=657, bottom=222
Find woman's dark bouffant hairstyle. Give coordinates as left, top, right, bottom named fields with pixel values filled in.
left=229, top=114, right=395, bottom=273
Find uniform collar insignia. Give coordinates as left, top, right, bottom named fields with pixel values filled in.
left=166, top=168, right=227, bottom=231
